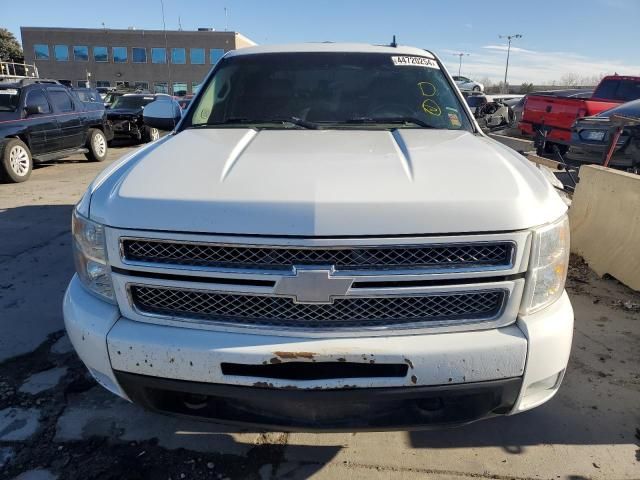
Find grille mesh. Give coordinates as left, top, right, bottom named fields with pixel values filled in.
left=130, top=286, right=506, bottom=329
left=122, top=240, right=513, bottom=271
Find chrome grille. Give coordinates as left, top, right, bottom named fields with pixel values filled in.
left=122, top=239, right=514, bottom=271
left=130, top=285, right=506, bottom=329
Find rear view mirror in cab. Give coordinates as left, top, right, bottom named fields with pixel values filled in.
left=25, top=104, right=44, bottom=115
left=143, top=99, right=182, bottom=131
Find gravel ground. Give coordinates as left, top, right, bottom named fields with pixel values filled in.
left=0, top=144, right=639, bottom=480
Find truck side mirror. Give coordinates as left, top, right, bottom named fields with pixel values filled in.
left=25, top=104, right=44, bottom=115
left=143, top=99, right=182, bottom=131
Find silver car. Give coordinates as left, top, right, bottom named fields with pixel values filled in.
left=453, top=75, right=484, bottom=92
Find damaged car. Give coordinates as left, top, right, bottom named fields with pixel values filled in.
left=568, top=98, right=640, bottom=170
left=466, top=94, right=516, bottom=131
left=106, top=93, right=169, bottom=143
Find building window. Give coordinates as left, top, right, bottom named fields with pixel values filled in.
left=151, top=48, right=166, bottom=64
left=172, top=82, right=187, bottom=95
left=113, top=47, right=127, bottom=63
left=171, top=48, right=186, bottom=64
left=76, top=80, right=88, bottom=88
left=93, top=46, right=108, bottom=62
left=132, top=47, right=147, bottom=63
left=192, top=82, right=202, bottom=94
left=96, top=80, right=111, bottom=87
left=210, top=48, right=224, bottom=64
left=115, top=81, right=131, bottom=89
left=34, top=44, right=49, bottom=60
left=154, top=82, right=168, bottom=94
left=190, top=48, right=205, bottom=65
left=54, top=45, right=69, bottom=61
left=134, top=81, right=149, bottom=91
left=73, top=46, right=89, bottom=61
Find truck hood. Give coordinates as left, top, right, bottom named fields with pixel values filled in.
left=89, top=128, right=566, bottom=236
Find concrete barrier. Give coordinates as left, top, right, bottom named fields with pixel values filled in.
left=489, top=133, right=533, bottom=152
left=569, top=165, right=640, bottom=291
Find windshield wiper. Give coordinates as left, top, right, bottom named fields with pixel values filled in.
left=343, top=117, right=436, bottom=128
left=200, top=116, right=320, bottom=129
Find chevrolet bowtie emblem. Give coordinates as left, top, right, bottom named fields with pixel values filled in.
left=274, top=267, right=354, bottom=304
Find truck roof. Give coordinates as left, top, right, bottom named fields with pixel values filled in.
left=226, top=42, right=436, bottom=59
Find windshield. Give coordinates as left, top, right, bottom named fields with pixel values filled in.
left=111, top=95, right=156, bottom=110
left=186, top=52, right=472, bottom=131
left=0, top=87, right=21, bottom=112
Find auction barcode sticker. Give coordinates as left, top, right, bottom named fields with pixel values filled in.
left=391, top=56, right=439, bottom=69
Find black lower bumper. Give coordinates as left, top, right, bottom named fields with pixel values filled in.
left=115, top=371, right=522, bottom=431
left=111, top=120, right=140, bottom=137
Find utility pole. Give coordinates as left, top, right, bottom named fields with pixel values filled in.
left=452, top=52, right=470, bottom=77
left=498, top=34, right=522, bottom=93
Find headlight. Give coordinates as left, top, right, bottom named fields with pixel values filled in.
left=72, top=209, right=115, bottom=303
left=521, top=215, right=570, bottom=314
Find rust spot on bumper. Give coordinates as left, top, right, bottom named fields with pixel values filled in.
left=273, top=351, right=316, bottom=360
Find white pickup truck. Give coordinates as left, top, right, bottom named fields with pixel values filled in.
left=64, top=43, right=573, bottom=430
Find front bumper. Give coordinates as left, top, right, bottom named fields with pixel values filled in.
left=63, top=275, right=573, bottom=430
left=110, top=119, right=141, bottom=137
left=115, top=372, right=521, bottom=431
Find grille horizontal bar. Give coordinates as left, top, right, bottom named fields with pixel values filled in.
left=122, top=239, right=514, bottom=272
left=130, top=285, right=506, bottom=329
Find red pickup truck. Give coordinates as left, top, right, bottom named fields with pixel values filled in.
left=519, top=75, right=640, bottom=152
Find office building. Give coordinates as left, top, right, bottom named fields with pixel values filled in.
left=20, top=26, right=255, bottom=94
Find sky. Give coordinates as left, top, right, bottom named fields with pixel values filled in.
left=4, top=0, right=640, bottom=85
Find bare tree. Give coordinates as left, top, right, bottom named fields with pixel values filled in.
left=579, top=73, right=606, bottom=86
left=560, top=73, right=580, bottom=87
left=478, top=76, right=493, bottom=90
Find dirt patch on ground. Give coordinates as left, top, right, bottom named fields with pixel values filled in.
left=567, top=254, right=640, bottom=312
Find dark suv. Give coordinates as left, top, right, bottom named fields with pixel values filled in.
left=0, top=79, right=113, bottom=182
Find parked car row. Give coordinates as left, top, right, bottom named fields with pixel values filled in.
left=0, top=78, right=179, bottom=183
left=518, top=75, right=640, bottom=158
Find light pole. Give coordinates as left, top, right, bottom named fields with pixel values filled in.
left=498, top=34, right=522, bottom=93
left=452, top=52, right=470, bottom=77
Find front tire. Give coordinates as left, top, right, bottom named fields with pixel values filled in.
left=1, top=138, right=32, bottom=183
left=141, top=126, right=160, bottom=143
left=85, top=129, right=108, bottom=162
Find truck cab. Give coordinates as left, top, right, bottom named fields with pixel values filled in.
left=64, top=43, right=573, bottom=430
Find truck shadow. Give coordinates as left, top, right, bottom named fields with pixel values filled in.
left=408, top=385, right=634, bottom=453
